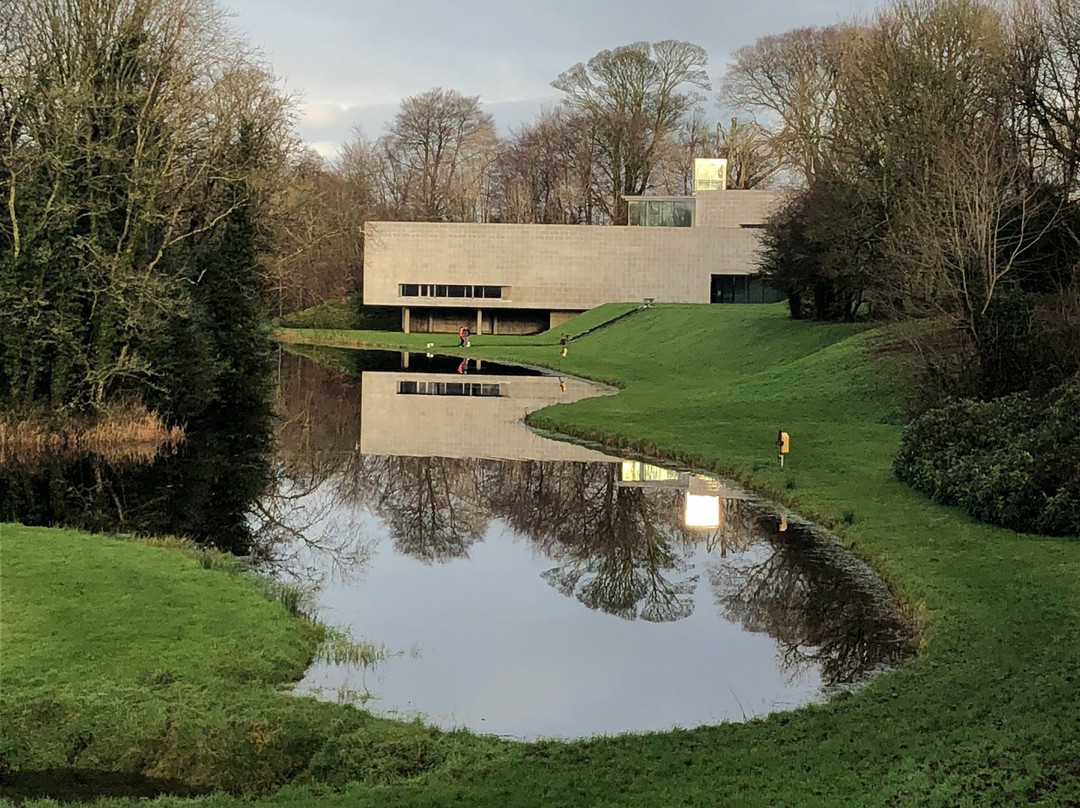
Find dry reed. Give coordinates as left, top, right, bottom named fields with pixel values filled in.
left=0, top=406, right=184, bottom=466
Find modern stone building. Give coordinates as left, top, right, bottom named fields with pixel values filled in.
left=363, top=159, right=786, bottom=334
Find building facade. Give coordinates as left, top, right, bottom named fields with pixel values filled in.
left=363, top=160, right=786, bottom=334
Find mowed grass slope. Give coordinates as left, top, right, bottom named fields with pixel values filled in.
left=4, top=304, right=1080, bottom=807
left=0, top=528, right=499, bottom=798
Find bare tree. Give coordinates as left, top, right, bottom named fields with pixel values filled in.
left=492, top=107, right=601, bottom=223
left=375, top=87, right=498, bottom=222
left=0, top=0, right=294, bottom=413
left=650, top=112, right=715, bottom=195
left=263, top=150, right=369, bottom=316
left=553, top=40, right=710, bottom=223
left=650, top=114, right=779, bottom=194
left=833, top=1, right=1013, bottom=200
left=1012, top=0, right=1080, bottom=188
left=721, top=26, right=852, bottom=184
left=716, top=118, right=781, bottom=189
left=885, top=127, right=1061, bottom=370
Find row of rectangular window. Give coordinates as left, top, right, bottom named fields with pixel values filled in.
left=398, top=381, right=503, bottom=397
left=399, top=284, right=503, bottom=299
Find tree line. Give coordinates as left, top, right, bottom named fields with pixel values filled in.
left=728, top=0, right=1079, bottom=535
left=1, top=4, right=779, bottom=417
left=1, top=0, right=293, bottom=425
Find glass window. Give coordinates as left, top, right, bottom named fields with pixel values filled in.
left=733, top=275, right=747, bottom=302
left=693, top=158, right=727, bottom=191
left=620, top=461, right=681, bottom=482
left=397, top=380, right=503, bottom=396
left=397, top=284, right=503, bottom=299
left=711, top=274, right=784, bottom=304
left=647, top=201, right=666, bottom=227
left=672, top=201, right=693, bottom=227
left=630, top=199, right=695, bottom=227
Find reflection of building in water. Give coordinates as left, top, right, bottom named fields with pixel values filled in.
left=362, top=386, right=749, bottom=538
left=278, top=350, right=915, bottom=685
left=618, top=461, right=746, bottom=536
left=360, top=370, right=615, bottom=462
left=398, top=380, right=502, bottom=397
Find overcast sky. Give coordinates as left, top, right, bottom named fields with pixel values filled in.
left=220, top=0, right=888, bottom=159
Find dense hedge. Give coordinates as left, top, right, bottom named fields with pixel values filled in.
left=894, top=377, right=1080, bottom=536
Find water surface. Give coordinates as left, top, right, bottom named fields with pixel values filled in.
left=271, top=348, right=914, bottom=739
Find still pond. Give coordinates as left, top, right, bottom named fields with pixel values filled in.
left=271, top=348, right=913, bottom=739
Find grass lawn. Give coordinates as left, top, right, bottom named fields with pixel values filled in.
left=3, top=303, right=1079, bottom=806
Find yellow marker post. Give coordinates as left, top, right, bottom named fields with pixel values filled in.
left=777, top=431, right=790, bottom=468
left=561, top=347, right=568, bottom=358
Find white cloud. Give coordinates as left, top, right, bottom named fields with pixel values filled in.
left=301, top=102, right=351, bottom=129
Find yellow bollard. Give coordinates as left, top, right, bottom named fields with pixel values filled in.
left=776, top=431, right=790, bottom=468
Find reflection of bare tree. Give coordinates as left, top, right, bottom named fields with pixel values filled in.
left=274, top=348, right=363, bottom=479
left=253, top=463, right=375, bottom=586
left=270, top=351, right=913, bottom=673
left=263, top=348, right=395, bottom=582
left=486, top=462, right=699, bottom=622
left=708, top=512, right=915, bottom=686
left=694, top=498, right=757, bottom=558
left=363, top=456, right=489, bottom=563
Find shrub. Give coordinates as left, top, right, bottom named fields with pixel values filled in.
left=894, top=376, right=1080, bottom=536
left=276, top=299, right=357, bottom=330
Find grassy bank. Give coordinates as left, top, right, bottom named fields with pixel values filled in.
left=0, top=527, right=502, bottom=800
left=4, top=304, right=1080, bottom=806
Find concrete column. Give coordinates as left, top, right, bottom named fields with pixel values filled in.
left=476, top=308, right=483, bottom=336
left=402, top=307, right=410, bottom=334
left=402, top=351, right=409, bottom=369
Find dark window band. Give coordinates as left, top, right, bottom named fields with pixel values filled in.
left=398, top=381, right=502, bottom=397
left=399, top=284, right=502, bottom=299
